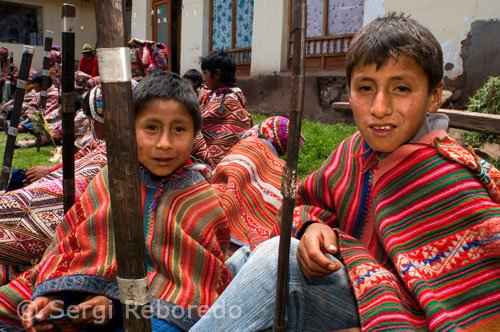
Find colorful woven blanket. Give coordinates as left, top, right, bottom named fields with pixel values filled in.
left=212, top=136, right=285, bottom=250
left=0, top=140, right=107, bottom=268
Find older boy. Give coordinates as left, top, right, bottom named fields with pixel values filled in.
left=193, top=51, right=253, bottom=167
left=189, top=13, right=500, bottom=332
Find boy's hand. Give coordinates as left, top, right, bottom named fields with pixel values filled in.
left=21, top=294, right=64, bottom=332
left=26, top=166, right=51, bottom=184
left=296, top=223, right=340, bottom=279
left=69, top=295, right=114, bottom=325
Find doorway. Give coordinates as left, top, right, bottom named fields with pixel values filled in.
left=153, top=0, right=181, bottom=74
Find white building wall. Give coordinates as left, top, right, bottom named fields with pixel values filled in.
left=131, top=0, right=152, bottom=41
left=179, top=0, right=210, bottom=75
left=363, top=0, right=500, bottom=79
left=249, top=0, right=290, bottom=77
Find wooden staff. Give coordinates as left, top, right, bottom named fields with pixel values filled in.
left=35, top=30, right=54, bottom=152
left=61, top=4, right=76, bottom=212
left=273, top=0, right=307, bottom=331
left=94, top=0, right=152, bottom=331
left=0, top=46, right=34, bottom=190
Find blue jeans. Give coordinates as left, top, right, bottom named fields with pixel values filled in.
left=189, top=237, right=360, bottom=332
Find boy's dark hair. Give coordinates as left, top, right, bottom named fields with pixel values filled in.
left=32, top=73, right=53, bottom=87
left=200, top=50, right=236, bottom=86
left=346, top=12, right=443, bottom=93
left=133, top=72, right=201, bottom=133
left=182, top=69, right=203, bottom=88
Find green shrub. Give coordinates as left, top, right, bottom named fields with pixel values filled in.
left=461, top=76, right=500, bottom=168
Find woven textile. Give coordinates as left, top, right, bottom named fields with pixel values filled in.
left=290, top=131, right=500, bottom=331
left=0, top=141, right=107, bottom=267
left=196, top=87, right=253, bottom=166
left=0, top=160, right=231, bottom=331
left=213, top=136, right=286, bottom=250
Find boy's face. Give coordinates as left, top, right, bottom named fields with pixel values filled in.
left=202, top=69, right=224, bottom=91
left=349, top=56, right=442, bottom=153
left=135, top=99, right=195, bottom=177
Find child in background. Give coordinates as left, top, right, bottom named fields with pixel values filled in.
left=182, top=68, right=203, bottom=97
left=192, top=50, right=253, bottom=167
left=0, top=73, right=231, bottom=332
left=189, top=13, right=500, bottom=332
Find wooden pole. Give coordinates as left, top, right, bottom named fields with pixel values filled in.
left=0, top=46, right=34, bottom=190
left=94, top=1, right=152, bottom=331
left=35, top=30, right=54, bottom=152
left=273, top=0, right=307, bottom=331
left=61, top=4, right=76, bottom=212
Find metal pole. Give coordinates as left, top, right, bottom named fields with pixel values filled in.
left=0, top=46, right=34, bottom=190
left=273, top=0, right=307, bottom=331
left=94, top=0, right=152, bottom=331
left=61, top=4, right=76, bottom=212
left=36, top=30, right=54, bottom=152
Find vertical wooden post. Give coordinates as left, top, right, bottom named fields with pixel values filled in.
left=94, top=0, right=152, bottom=331
left=61, top=4, right=76, bottom=212
left=36, top=30, right=54, bottom=152
left=0, top=46, right=34, bottom=190
left=273, top=0, right=307, bottom=331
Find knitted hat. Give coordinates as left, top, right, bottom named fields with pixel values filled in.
left=0, top=47, right=8, bottom=57
left=89, top=85, right=104, bottom=123
left=81, top=43, right=93, bottom=53
left=88, top=79, right=139, bottom=123
left=50, top=50, right=62, bottom=65
left=243, top=116, right=306, bottom=156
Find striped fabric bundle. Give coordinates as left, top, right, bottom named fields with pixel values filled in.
left=196, top=87, right=253, bottom=166
left=0, top=160, right=232, bottom=331
left=292, top=131, right=500, bottom=331
left=213, top=136, right=285, bottom=250
left=0, top=141, right=107, bottom=269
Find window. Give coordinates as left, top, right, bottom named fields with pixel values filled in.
left=209, top=0, right=254, bottom=77
left=287, top=0, right=364, bottom=71
left=0, top=1, right=43, bottom=46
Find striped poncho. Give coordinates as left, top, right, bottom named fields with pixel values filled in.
left=194, top=87, right=253, bottom=166
left=291, top=131, right=500, bottom=331
left=0, top=160, right=232, bottom=331
left=212, top=136, right=285, bottom=250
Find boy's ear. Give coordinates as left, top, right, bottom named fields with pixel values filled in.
left=214, top=69, right=222, bottom=80
left=428, top=82, right=444, bottom=114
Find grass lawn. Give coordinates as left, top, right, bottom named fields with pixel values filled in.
left=0, top=114, right=357, bottom=180
left=250, top=113, right=357, bottom=178
left=0, top=133, right=57, bottom=170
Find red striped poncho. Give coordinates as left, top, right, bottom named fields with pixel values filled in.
left=291, top=131, right=500, bottom=331
left=0, top=160, right=232, bottom=331
left=212, top=136, right=285, bottom=250
left=196, top=87, right=253, bottom=166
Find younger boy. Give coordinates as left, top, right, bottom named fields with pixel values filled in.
left=0, top=73, right=232, bottom=332
left=193, top=50, right=253, bottom=167
left=182, top=68, right=203, bottom=96
left=188, top=13, right=500, bottom=332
